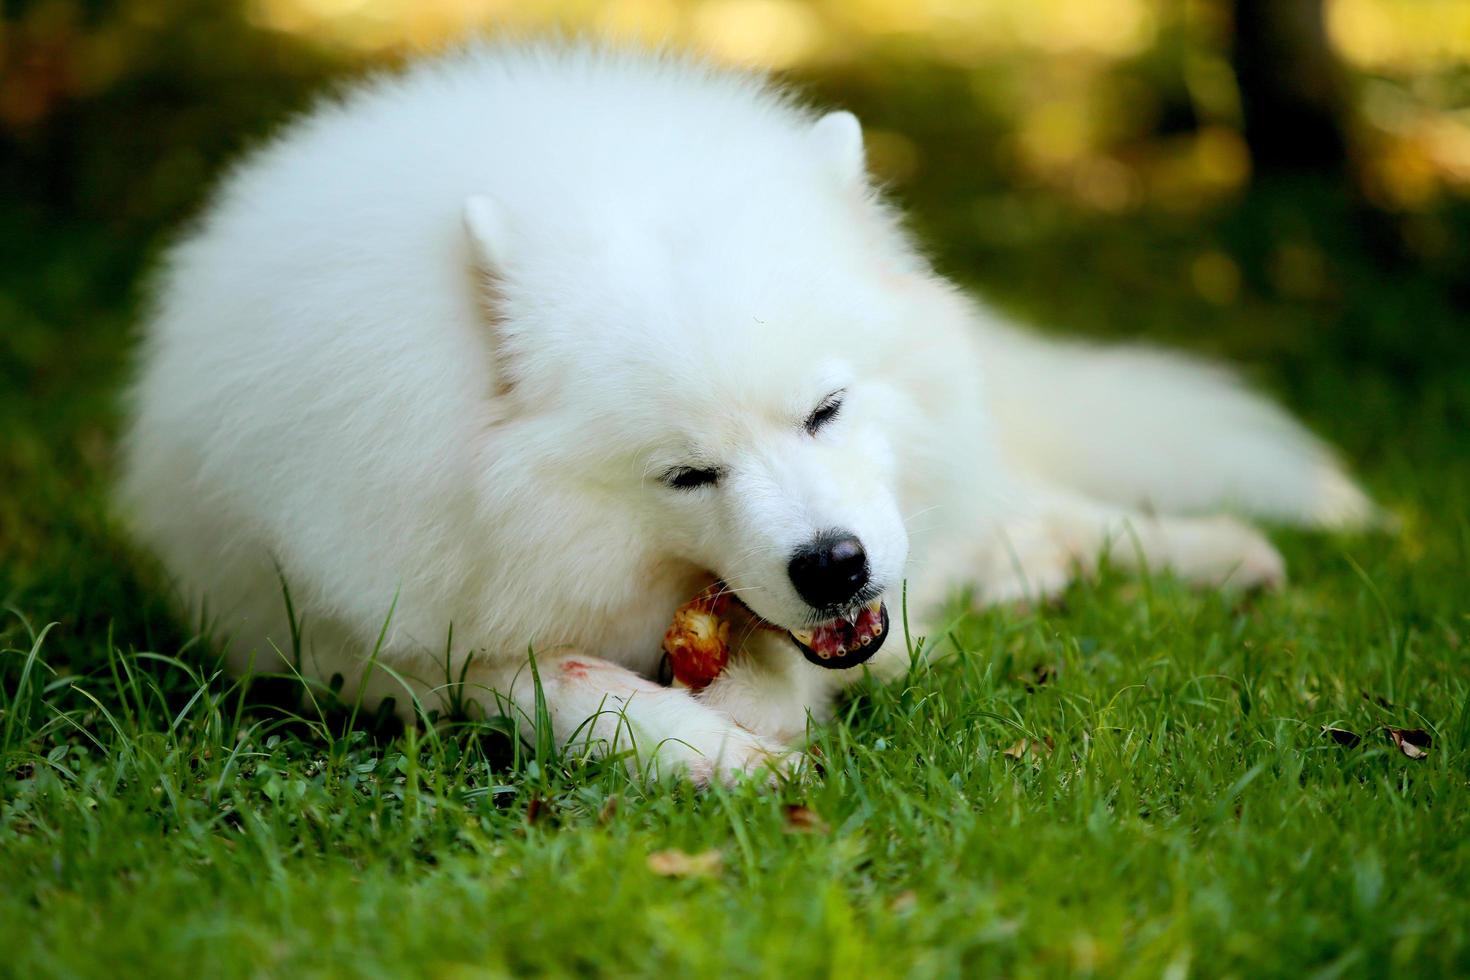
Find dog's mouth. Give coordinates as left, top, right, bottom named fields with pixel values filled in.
left=677, top=582, right=891, bottom=674
left=785, top=598, right=890, bottom=670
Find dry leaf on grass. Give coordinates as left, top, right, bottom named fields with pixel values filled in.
left=782, top=804, right=830, bottom=834
left=1385, top=727, right=1431, bottom=760
left=647, top=849, right=723, bottom=878
left=1321, top=726, right=1362, bottom=748
left=1003, top=737, right=1053, bottom=761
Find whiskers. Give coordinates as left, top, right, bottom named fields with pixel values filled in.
left=703, top=543, right=782, bottom=607
left=728, top=610, right=772, bottom=655
left=902, top=503, right=943, bottom=537
left=706, top=581, right=765, bottom=604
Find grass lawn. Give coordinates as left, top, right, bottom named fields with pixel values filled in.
left=4, top=74, right=1470, bottom=976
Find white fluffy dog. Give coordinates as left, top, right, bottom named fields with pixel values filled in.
left=120, top=43, right=1372, bottom=782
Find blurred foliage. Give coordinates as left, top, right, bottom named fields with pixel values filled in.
left=2, top=0, right=336, bottom=232
left=6, top=0, right=1470, bottom=223
left=6, top=0, right=1464, bottom=379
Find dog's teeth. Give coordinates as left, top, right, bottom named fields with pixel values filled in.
left=872, top=622, right=883, bottom=636
left=791, top=629, right=814, bottom=646
left=860, top=635, right=871, bottom=646
left=867, top=599, right=883, bottom=614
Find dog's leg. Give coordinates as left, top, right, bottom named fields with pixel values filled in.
left=1086, top=511, right=1287, bottom=591
left=1018, top=487, right=1286, bottom=595
left=914, top=483, right=1286, bottom=610
left=464, top=650, right=796, bottom=785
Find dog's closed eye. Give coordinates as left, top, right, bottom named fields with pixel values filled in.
left=804, top=390, right=845, bottom=435
left=664, top=465, right=722, bottom=490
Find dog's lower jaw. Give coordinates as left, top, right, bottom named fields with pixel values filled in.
left=787, top=599, right=889, bottom=668
left=692, top=628, right=846, bottom=746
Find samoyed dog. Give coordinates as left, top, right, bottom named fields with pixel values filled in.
left=120, top=43, right=1372, bottom=782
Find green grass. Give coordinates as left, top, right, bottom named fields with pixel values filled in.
left=5, top=59, right=1470, bottom=976
left=4, top=531, right=1470, bottom=977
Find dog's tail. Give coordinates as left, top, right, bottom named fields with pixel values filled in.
left=975, top=318, right=1377, bottom=528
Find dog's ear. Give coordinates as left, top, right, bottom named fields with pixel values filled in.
left=463, top=195, right=517, bottom=399
left=810, top=110, right=866, bottom=186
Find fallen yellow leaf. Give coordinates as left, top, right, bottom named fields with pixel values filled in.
left=1003, top=737, right=1053, bottom=761
left=647, top=848, right=723, bottom=877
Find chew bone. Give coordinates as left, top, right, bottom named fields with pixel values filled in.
left=661, top=584, right=732, bottom=690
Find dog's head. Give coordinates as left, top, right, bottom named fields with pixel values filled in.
left=466, top=110, right=937, bottom=667
left=629, top=349, right=911, bottom=668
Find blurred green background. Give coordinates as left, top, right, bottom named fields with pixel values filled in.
left=2, top=0, right=1468, bottom=651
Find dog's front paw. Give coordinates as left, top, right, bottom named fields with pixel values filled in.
left=1230, top=522, right=1287, bottom=592
left=643, top=723, right=804, bottom=788
left=505, top=652, right=803, bottom=789
left=1172, top=515, right=1286, bottom=592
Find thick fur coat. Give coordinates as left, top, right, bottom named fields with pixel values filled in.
left=120, top=44, right=1372, bottom=782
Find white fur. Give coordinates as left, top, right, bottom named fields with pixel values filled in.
left=119, top=43, right=1373, bottom=783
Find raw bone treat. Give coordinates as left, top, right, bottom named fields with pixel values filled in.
left=661, top=585, right=732, bottom=690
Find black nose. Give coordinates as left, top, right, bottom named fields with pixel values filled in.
left=788, top=531, right=869, bottom=610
